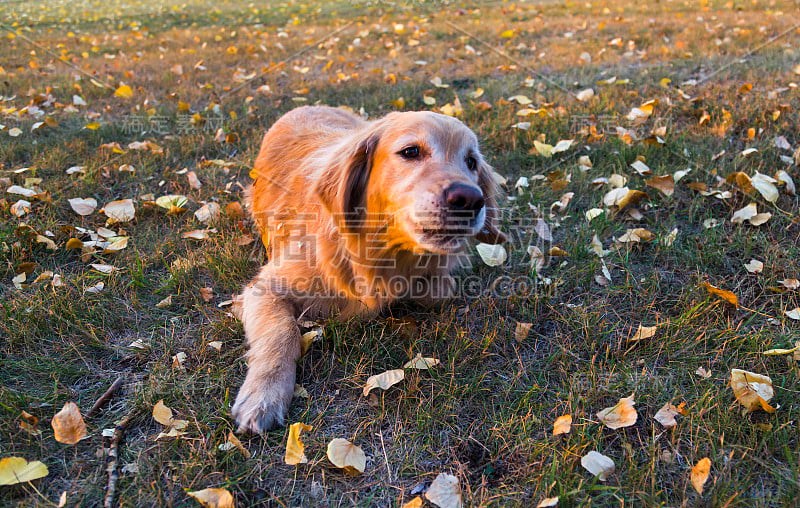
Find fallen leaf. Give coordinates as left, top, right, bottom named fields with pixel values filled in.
left=596, top=395, right=638, bottom=429
left=690, top=457, right=711, bottom=494
left=763, top=345, right=799, bottom=355
left=363, top=369, right=405, bottom=396
left=552, top=415, right=572, bottom=435
left=537, top=497, right=559, bottom=507
left=51, top=402, right=87, bottom=445
left=152, top=400, right=188, bottom=438
left=515, top=322, right=533, bottom=343
left=19, top=411, right=41, bottom=436
left=402, top=497, right=424, bottom=508
left=645, top=175, right=675, bottom=196
left=187, top=488, right=235, bottom=508
left=425, top=473, right=463, bottom=508
left=785, top=308, right=800, bottom=320
left=0, top=457, right=49, bottom=485
left=475, top=243, right=507, bottom=266
left=114, top=84, right=134, bottom=98
left=730, top=369, right=775, bottom=413
left=403, top=354, right=440, bottom=370
left=581, top=451, right=615, bottom=481
left=327, top=438, right=366, bottom=475
left=653, top=402, right=686, bottom=427
left=195, top=202, right=221, bottom=223
left=751, top=172, right=779, bottom=203
left=630, top=324, right=658, bottom=341
left=744, top=259, right=763, bottom=273
left=700, top=282, right=738, bottom=307
left=285, top=422, right=313, bottom=465
left=182, top=229, right=211, bottom=240
left=696, top=366, right=712, bottom=379
left=68, top=197, right=97, bottom=216
left=102, top=199, right=135, bottom=222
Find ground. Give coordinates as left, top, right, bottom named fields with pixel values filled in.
left=1, top=0, right=799, bottom=506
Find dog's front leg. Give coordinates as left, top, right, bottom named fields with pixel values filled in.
left=232, top=278, right=300, bottom=434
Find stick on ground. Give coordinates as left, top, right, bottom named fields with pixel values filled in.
left=89, top=377, right=125, bottom=418
left=103, top=410, right=137, bottom=508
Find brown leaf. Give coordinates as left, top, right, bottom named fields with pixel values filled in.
left=51, top=402, right=87, bottom=445
left=645, top=175, right=674, bottom=196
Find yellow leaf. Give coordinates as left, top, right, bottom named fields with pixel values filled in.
left=690, top=457, right=711, bottom=494
left=114, top=84, right=134, bottom=98
left=187, top=487, right=235, bottom=508
left=51, top=402, right=86, bottom=445
left=730, top=369, right=774, bottom=413
left=533, top=140, right=554, bottom=158
left=326, top=438, right=366, bottom=475
left=402, top=497, right=424, bottom=508
left=700, top=282, right=739, bottom=307
left=552, top=414, right=572, bottom=435
left=285, top=422, right=313, bottom=465
left=500, top=29, right=514, bottom=38
left=630, top=324, right=658, bottom=341
left=0, top=457, right=49, bottom=485
left=763, top=345, right=799, bottom=355
left=363, top=369, right=404, bottom=396
left=596, top=395, right=638, bottom=429
left=84, top=122, right=100, bottom=130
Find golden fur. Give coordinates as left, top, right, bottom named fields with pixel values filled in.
left=232, top=106, right=505, bottom=433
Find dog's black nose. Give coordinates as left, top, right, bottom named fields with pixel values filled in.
left=444, top=184, right=484, bottom=212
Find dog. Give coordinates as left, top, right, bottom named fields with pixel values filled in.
left=232, top=106, right=506, bottom=433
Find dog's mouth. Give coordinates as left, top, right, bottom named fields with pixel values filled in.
left=414, top=210, right=485, bottom=253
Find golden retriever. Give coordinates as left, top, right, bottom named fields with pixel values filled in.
left=232, top=106, right=506, bottom=433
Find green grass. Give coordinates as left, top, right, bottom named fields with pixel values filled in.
left=1, top=0, right=799, bottom=506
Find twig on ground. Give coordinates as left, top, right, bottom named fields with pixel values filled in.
left=104, top=409, right=138, bottom=508
left=89, top=377, right=125, bottom=418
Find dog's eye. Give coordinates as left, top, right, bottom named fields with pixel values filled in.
left=466, top=156, right=477, bottom=171
left=399, top=145, right=420, bottom=159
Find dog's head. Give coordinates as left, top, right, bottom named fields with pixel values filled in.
left=317, top=111, right=506, bottom=254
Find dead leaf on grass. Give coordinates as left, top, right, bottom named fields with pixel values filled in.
left=425, top=473, right=463, bottom=508
left=363, top=369, right=405, bottom=396
left=51, top=402, right=87, bottom=445
left=187, top=487, right=235, bottom=508
left=596, top=395, right=638, bottom=429
left=285, top=422, right=313, bottom=465
left=327, top=438, right=366, bottom=475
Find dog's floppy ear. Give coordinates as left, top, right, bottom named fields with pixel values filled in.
left=475, top=159, right=508, bottom=244
left=316, top=127, right=381, bottom=230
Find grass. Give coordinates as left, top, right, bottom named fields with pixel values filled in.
left=1, top=0, right=799, bottom=505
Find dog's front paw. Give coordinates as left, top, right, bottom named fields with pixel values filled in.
left=232, top=367, right=295, bottom=434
